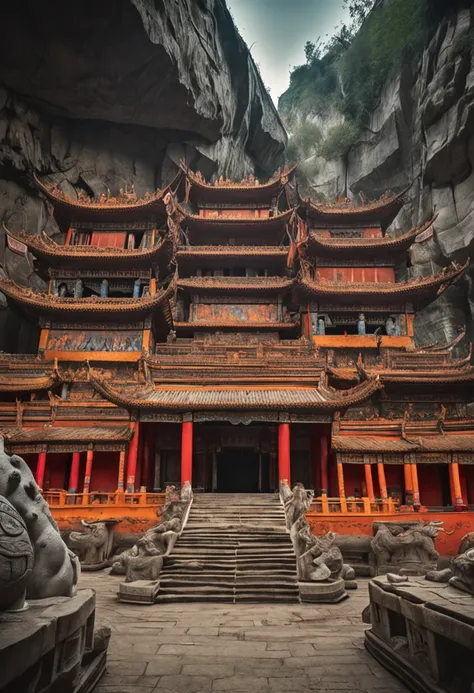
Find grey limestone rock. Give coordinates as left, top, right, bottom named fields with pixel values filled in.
left=295, top=8, right=474, bottom=345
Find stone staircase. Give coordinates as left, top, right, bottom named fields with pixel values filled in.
left=156, top=493, right=299, bottom=603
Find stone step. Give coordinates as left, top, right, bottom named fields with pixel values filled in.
left=179, top=534, right=290, bottom=548
left=160, top=578, right=298, bottom=589
left=165, top=561, right=296, bottom=571
left=162, top=569, right=296, bottom=578
left=157, top=584, right=299, bottom=596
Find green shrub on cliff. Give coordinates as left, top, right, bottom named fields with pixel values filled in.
left=319, top=121, right=360, bottom=160
left=339, top=0, right=428, bottom=123
left=279, top=0, right=429, bottom=130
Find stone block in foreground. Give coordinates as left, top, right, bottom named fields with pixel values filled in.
left=0, top=589, right=108, bottom=693
left=298, top=578, right=348, bottom=603
left=365, top=575, right=474, bottom=692
left=118, top=579, right=160, bottom=604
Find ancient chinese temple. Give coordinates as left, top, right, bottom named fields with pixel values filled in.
left=1, top=166, right=473, bottom=552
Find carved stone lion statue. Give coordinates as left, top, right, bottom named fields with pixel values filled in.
left=371, top=521, right=443, bottom=575
left=0, top=444, right=79, bottom=598
left=69, top=520, right=116, bottom=568
left=0, top=495, right=34, bottom=611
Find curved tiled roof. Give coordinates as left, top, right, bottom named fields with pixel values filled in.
left=1, top=426, right=132, bottom=444
left=7, top=229, right=168, bottom=268
left=34, top=173, right=180, bottom=222
left=181, top=163, right=297, bottom=203
left=296, top=260, right=468, bottom=303
left=180, top=209, right=293, bottom=237
left=177, top=245, right=289, bottom=260
left=332, top=433, right=474, bottom=453
left=89, top=370, right=382, bottom=412
left=0, top=373, right=59, bottom=392
left=177, top=275, right=293, bottom=294
left=305, top=218, right=434, bottom=258
left=0, top=277, right=173, bottom=322
left=302, top=185, right=410, bottom=230
left=329, top=364, right=474, bottom=387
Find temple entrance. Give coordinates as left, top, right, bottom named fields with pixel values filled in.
left=216, top=448, right=261, bottom=492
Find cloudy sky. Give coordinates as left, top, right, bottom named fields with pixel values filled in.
left=226, top=0, right=351, bottom=103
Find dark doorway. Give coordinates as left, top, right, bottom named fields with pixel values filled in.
left=217, top=448, right=260, bottom=492
left=439, top=465, right=452, bottom=507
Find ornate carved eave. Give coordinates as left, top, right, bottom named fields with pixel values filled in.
left=7, top=229, right=169, bottom=268
left=296, top=260, right=469, bottom=303
left=179, top=209, right=293, bottom=237
left=181, top=163, right=297, bottom=204
left=177, top=276, right=293, bottom=295
left=88, top=369, right=382, bottom=412
left=34, top=171, right=182, bottom=223
left=173, top=320, right=299, bottom=332
left=0, top=277, right=174, bottom=323
left=302, top=184, right=411, bottom=230
left=305, top=218, right=434, bottom=258
left=332, top=433, right=474, bottom=453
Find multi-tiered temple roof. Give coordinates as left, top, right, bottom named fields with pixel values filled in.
left=296, top=260, right=468, bottom=304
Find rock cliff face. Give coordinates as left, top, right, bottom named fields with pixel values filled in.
left=289, top=8, right=474, bottom=347
left=0, top=0, right=285, bottom=350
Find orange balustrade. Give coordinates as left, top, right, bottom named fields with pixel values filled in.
left=44, top=490, right=166, bottom=534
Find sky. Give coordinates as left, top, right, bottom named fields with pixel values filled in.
left=226, top=0, right=351, bottom=103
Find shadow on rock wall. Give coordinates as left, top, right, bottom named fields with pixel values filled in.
left=0, top=0, right=286, bottom=353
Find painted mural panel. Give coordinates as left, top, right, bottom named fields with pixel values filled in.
left=195, top=303, right=278, bottom=322
left=46, top=329, right=143, bottom=352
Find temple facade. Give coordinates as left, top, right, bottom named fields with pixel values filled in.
left=1, top=165, right=473, bottom=549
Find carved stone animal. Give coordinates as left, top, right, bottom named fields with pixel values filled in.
left=123, top=535, right=164, bottom=583
left=449, top=548, right=474, bottom=595
left=110, top=483, right=192, bottom=578
left=280, top=481, right=314, bottom=530
left=69, top=521, right=109, bottom=565
left=371, top=522, right=441, bottom=574
left=458, top=532, right=474, bottom=555
left=0, top=495, right=34, bottom=611
left=0, top=446, right=79, bottom=598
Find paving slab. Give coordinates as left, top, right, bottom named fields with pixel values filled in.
left=79, top=572, right=409, bottom=693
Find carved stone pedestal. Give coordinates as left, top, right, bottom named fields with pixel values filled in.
left=365, top=576, right=474, bottom=693
left=298, top=578, right=348, bottom=604
left=118, top=579, right=160, bottom=604
left=0, top=589, right=108, bottom=693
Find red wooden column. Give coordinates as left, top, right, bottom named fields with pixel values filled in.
left=377, top=455, right=388, bottom=499
left=451, top=456, right=466, bottom=510
left=68, top=452, right=81, bottom=493
left=278, top=422, right=291, bottom=486
left=36, top=452, right=47, bottom=489
left=181, top=416, right=193, bottom=487
left=127, top=422, right=140, bottom=492
left=404, top=456, right=413, bottom=504
left=411, top=463, right=421, bottom=507
left=83, top=449, right=94, bottom=495
left=320, top=432, right=329, bottom=495
left=364, top=457, right=375, bottom=502
left=117, top=450, right=126, bottom=492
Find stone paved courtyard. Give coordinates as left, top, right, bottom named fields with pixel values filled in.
left=81, top=572, right=409, bottom=693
